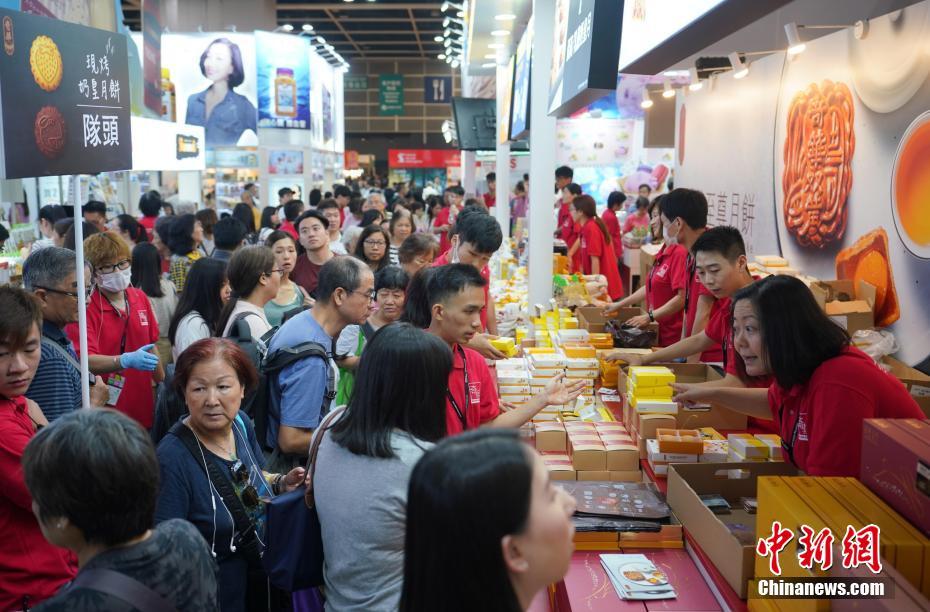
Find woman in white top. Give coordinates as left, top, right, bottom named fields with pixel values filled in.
left=168, top=258, right=231, bottom=361
left=388, top=210, right=413, bottom=266
left=217, top=245, right=281, bottom=341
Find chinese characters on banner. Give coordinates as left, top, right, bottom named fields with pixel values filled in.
left=0, top=8, right=132, bottom=179
left=704, top=191, right=757, bottom=239
left=757, top=522, right=883, bottom=577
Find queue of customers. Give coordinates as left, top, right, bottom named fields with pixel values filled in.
left=2, top=188, right=579, bottom=612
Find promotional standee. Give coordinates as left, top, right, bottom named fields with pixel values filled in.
left=0, top=8, right=132, bottom=179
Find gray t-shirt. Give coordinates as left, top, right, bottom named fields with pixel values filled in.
left=314, top=426, right=432, bottom=612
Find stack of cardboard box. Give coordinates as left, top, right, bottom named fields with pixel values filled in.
left=537, top=421, right=640, bottom=482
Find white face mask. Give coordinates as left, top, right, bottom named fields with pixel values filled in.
left=98, top=267, right=132, bottom=293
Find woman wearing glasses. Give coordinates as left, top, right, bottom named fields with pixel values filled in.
left=670, top=275, right=922, bottom=477
left=156, top=338, right=305, bottom=611
left=217, top=246, right=282, bottom=341
left=354, top=224, right=391, bottom=273
left=65, top=232, right=165, bottom=429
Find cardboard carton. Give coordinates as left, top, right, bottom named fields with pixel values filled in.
left=577, top=470, right=610, bottom=481
left=810, top=279, right=876, bottom=336
left=882, top=356, right=930, bottom=416
left=534, top=422, right=567, bottom=452
left=860, top=419, right=930, bottom=537
left=667, top=462, right=798, bottom=599
left=609, top=470, right=643, bottom=482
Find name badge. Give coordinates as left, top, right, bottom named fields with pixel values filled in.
left=106, top=373, right=125, bottom=406
left=468, top=382, right=481, bottom=405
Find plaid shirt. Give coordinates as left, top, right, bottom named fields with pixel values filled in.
left=25, top=321, right=82, bottom=422
left=169, top=251, right=202, bottom=294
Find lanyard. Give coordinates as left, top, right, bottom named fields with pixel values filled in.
left=446, top=345, right=469, bottom=431
left=682, top=253, right=697, bottom=316
left=778, top=400, right=802, bottom=467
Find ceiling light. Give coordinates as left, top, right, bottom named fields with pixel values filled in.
left=438, top=53, right=446, bottom=60
left=343, top=0, right=354, bottom=3
left=489, top=43, right=504, bottom=49
left=784, top=22, right=806, bottom=55
left=729, top=52, right=749, bottom=79
left=688, top=67, right=703, bottom=91
left=445, top=55, right=453, bottom=64
left=451, top=59, right=460, bottom=68
left=662, top=79, right=675, bottom=98
left=301, top=24, right=314, bottom=32
left=317, top=36, right=326, bottom=44
left=481, top=62, right=496, bottom=68
left=443, top=16, right=465, bottom=28
left=484, top=53, right=497, bottom=59
left=434, top=35, right=443, bottom=42
left=441, top=1, right=463, bottom=11
left=495, top=13, right=516, bottom=21
left=640, top=88, right=653, bottom=109
left=273, top=25, right=294, bottom=32
left=491, top=30, right=510, bottom=37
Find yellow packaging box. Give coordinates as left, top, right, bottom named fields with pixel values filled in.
left=629, top=366, right=675, bottom=387
left=729, top=435, right=769, bottom=459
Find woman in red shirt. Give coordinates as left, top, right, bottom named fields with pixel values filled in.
left=0, top=287, right=76, bottom=609
left=672, top=275, right=922, bottom=477
left=604, top=240, right=686, bottom=347
left=571, top=195, right=624, bottom=301
left=601, top=191, right=624, bottom=263
left=559, top=184, right=583, bottom=272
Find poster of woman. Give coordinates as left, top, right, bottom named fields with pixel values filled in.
left=162, top=33, right=258, bottom=148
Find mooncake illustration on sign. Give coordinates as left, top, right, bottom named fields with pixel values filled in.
left=30, top=35, right=62, bottom=92
left=34, top=105, right=66, bottom=158
left=836, top=228, right=900, bottom=327
left=782, top=80, right=855, bottom=248
left=892, top=110, right=930, bottom=259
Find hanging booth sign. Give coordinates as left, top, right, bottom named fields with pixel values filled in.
left=206, top=146, right=258, bottom=169
left=424, top=76, right=452, bottom=104
left=345, top=149, right=359, bottom=170
left=255, top=31, right=310, bottom=129
left=130, top=116, right=204, bottom=171
left=388, top=148, right=461, bottom=168
left=0, top=8, right=133, bottom=179
left=344, top=75, right=368, bottom=90
left=379, top=73, right=404, bottom=115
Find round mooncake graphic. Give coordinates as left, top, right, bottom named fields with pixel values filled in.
left=30, top=35, right=63, bottom=92
left=34, top=105, right=66, bottom=158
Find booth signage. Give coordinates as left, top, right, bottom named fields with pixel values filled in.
left=379, top=73, right=404, bottom=115
left=388, top=148, right=460, bottom=168
left=344, top=75, right=368, bottom=90
left=424, top=76, right=452, bottom=104
left=0, top=8, right=133, bottom=179
left=255, top=31, right=310, bottom=129
left=130, top=116, right=204, bottom=171
left=206, top=147, right=258, bottom=169
left=510, top=17, right=533, bottom=140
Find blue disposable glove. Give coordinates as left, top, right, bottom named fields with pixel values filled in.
left=119, top=344, right=159, bottom=372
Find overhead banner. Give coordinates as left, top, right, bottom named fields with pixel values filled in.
left=510, top=17, right=533, bottom=140
left=677, top=0, right=930, bottom=367
left=131, top=116, right=204, bottom=171
left=255, top=31, right=310, bottom=129
left=161, top=32, right=258, bottom=148
left=388, top=148, right=460, bottom=168
left=0, top=8, right=132, bottom=179
left=547, top=0, right=623, bottom=117
left=379, top=73, right=404, bottom=115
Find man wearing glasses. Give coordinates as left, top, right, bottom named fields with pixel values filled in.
left=21, top=247, right=113, bottom=419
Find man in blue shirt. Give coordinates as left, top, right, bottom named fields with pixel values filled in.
left=23, top=247, right=108, bottom=420
left=267, top=256, right=374, bottom=456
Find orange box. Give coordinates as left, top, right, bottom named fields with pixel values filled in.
left=656, top=428, right=704, bottom=455
left=563, top=345, right=596, bottom=358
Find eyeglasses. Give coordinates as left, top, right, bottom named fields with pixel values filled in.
left=351, top=288, right=377, bottom=302
left=263, top=268, right=285, bottom=277
left=36, top=285, right=92, bottom=299
left=363, top=239, right=387, bottom=247
left=231, top=461, right=261, bottom=508
left=96, top=259, right=130, bottom=275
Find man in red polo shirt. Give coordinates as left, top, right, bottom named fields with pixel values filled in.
left=658, top=188, right=723, bottom=363
left=432, top=185, right=464, bottom=254
left=424, top=264, right=584, bottom=436
left=277, top=199, right=305, bottom=241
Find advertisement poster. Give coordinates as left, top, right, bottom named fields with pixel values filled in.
left=0, top=8, right=132, bottom=179
left=379, top=73, right=404, bottom=115
left=677, top=1, right=930, bottom=367
left=321, top=83, right=332, bottom=142
left=130, top=116, right=204, bottom=171
left=498, top=56, right=514, bottom=144
left=161, top=32, right=258, bottom=148
left=255, top=31, right=309, bottom=129
left=510, top=17, right=532, bottom=140
left=268, top=149, right=303, bottom=175
left=141, top=0, right=161, bottom=117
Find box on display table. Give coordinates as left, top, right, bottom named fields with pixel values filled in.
left=666, top=462, right=798, bottom=599
left=860, top=418, right=930, bottom=537
left=809, top=279, right=876, bottom=336
left=574, top=305, right=658, bottom=339
left=882, top=356, right=930, bottom=416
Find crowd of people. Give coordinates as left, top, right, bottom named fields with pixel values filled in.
left=1, top=169, right=922, bottom=612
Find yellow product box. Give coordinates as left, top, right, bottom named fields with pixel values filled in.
left=822, top=478, right=930, bottom=598
left=565, top=357, right=598, bottom=369
left=628, top=383, right=674, bottom=400
left=754, top=434, right=782, bottom=459
left=524, top=347, right=555, bottom=355
left=630, top=396, right=678, bottom=414
left=500, top=395, right=532, bottom=405
left=629, top=366, right=676, bottom=387
left=729, top=435, right=769, bottom=459
left=498, top=384, right=531, bottom=395
left=566, top=369, right=599, bottom=380
left=497, top=357, right=528, bottom=370
left=563, top=345, right=596, bottom=358
left=529, top=353, right=566, bottom=369
left=490, top=337, right=517, bottom=357
left=728, top=446, right=767, bottom=463
left=562, top=317, right=579, bottom=330
left=557, top=308, right=572, bottom=319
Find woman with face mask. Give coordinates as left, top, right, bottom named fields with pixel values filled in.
left=65, top=232, right=165, bottom=429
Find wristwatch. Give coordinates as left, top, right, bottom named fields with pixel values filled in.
left=648, top=309, right=655, bottom=323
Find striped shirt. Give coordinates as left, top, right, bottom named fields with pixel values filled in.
left=25, top=321, right=82, bottom=422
